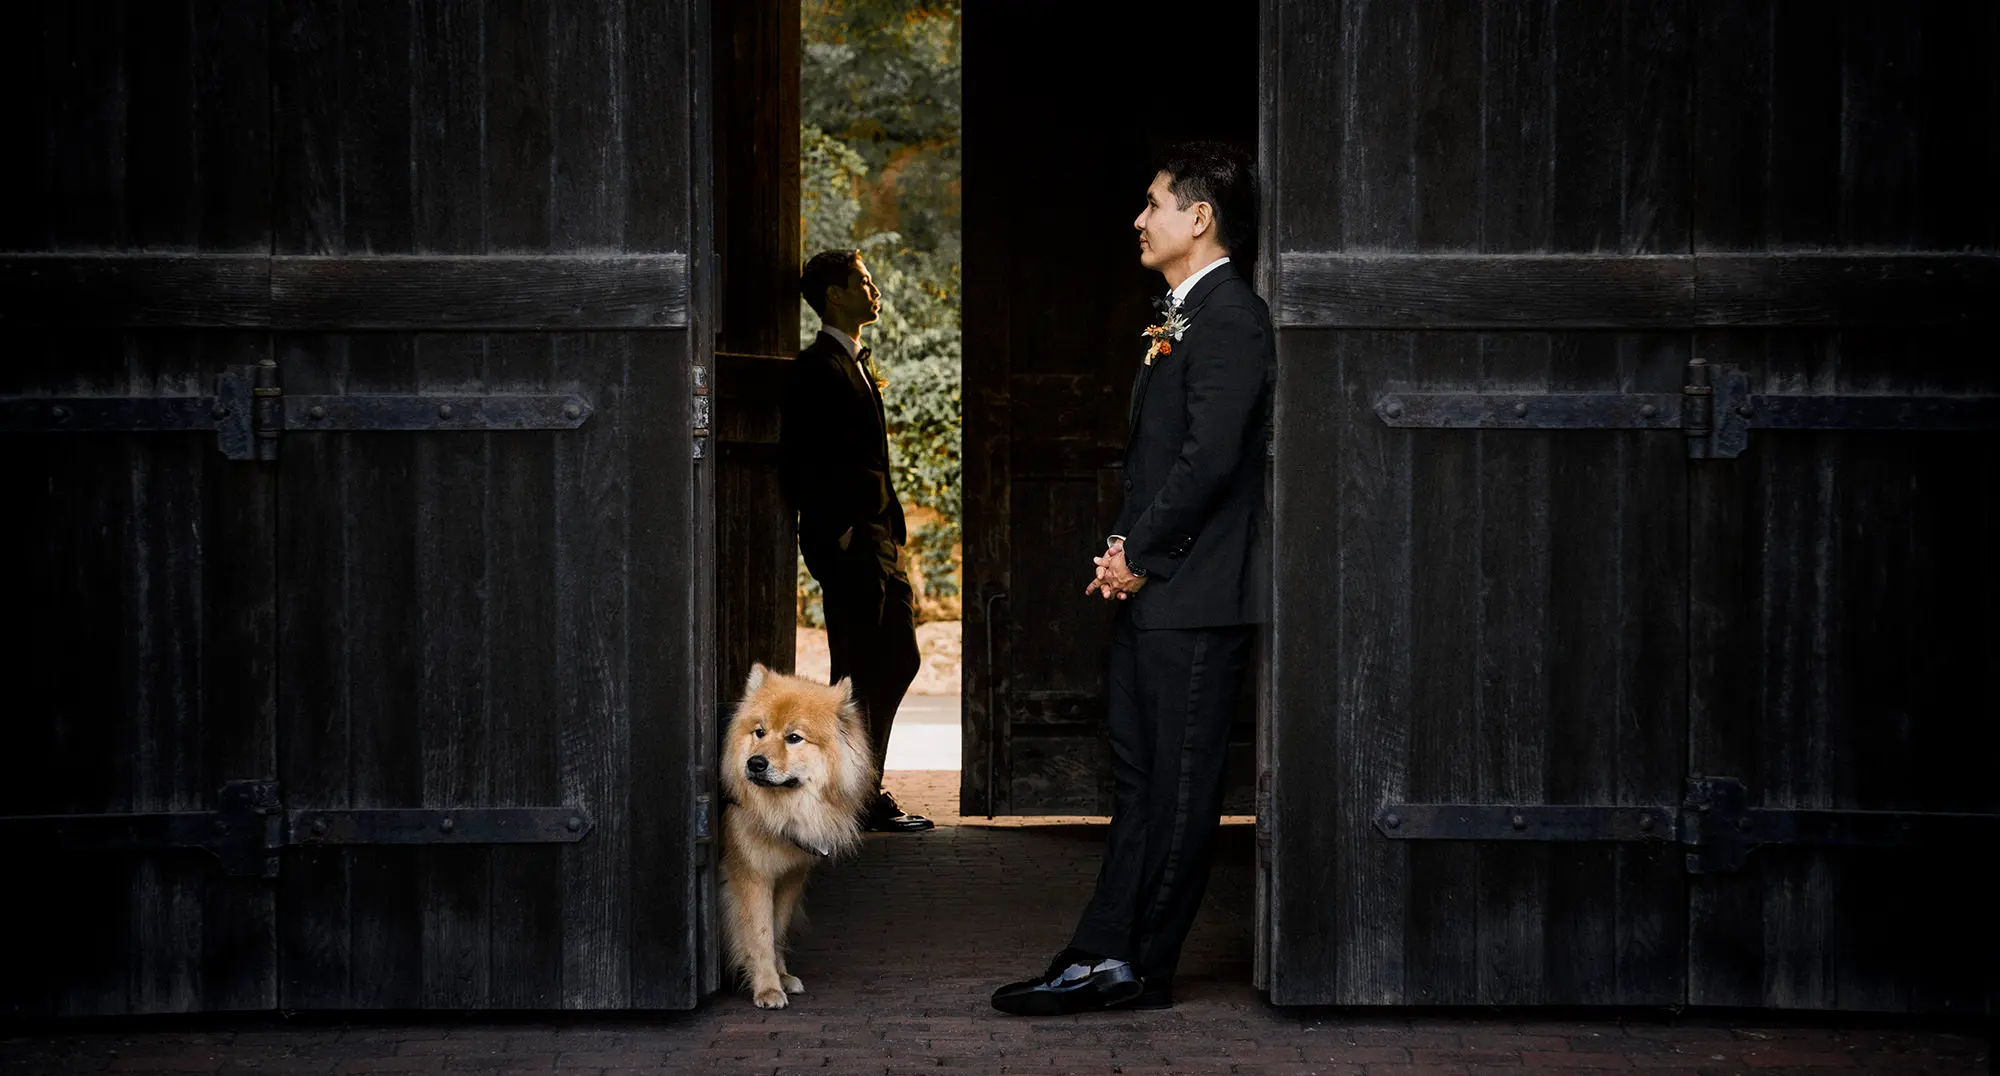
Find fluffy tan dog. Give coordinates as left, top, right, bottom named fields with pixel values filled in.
left=719, top=663, right=876, bottom=1008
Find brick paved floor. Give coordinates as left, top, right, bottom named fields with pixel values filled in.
left=3, top=772, right=1987, bottom=1076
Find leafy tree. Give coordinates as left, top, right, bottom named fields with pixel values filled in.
left=799, top=2, right=961, bottom=618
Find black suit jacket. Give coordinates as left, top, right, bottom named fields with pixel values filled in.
left=1115, top=261, right=1273, bottom=629
left=779, top=331, right=907, bottom=579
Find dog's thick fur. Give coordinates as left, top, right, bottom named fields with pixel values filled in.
left=718, top=663, right=876, bottom=1008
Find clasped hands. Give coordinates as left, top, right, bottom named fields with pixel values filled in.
left=1084, top=537, right=1147, bottom=601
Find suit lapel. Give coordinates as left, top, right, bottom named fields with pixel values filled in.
left=815, top=331, right=889, bottom=453
left=1128, top=262, right=1242, bottom=438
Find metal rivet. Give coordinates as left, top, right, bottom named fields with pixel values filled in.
left=1384, top=401, right=1404, bottom=419
left=440, top=818, right=456, bottom=834
left=566, top=816, right=584, bottom=833
left=1511, top=813, right=1527, bottom=830
left=1513, top=401, right=1529, bottom=417
left=1640, top=403, right=1659, bottom=419
left=310, top=819, right=328, bottom=836
left=51, top=405, right=70, bottom=421
left=1383, top=813, right=1401, bottom=830
left=1638, top=814, right=1655, bottom=833
left=308, top=405, right=326, bottom=420
left=1736, top=816, right=1753, bottom=831
left=563, top=403, right=583, bottom=420
left=437, top=403, right=454, bottom=419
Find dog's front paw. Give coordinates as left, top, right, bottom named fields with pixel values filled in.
left=753, top=986, right=789, bottom=1009
left=781, top=973, right=805, bottom=994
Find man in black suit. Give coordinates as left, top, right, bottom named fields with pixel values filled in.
left=780, top=250, right=933, bottom=833
left=992, top=143, right=1271, bottom=1014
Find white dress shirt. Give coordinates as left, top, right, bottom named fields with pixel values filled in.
left=1170, top=255, right=1232, bottom=308
left=819, top=324, right=863, bottom=362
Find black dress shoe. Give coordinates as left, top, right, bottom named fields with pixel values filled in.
left=991, top=950, right=1143, bottom=1016
left=1113, top=977, right=1173, bottom=1010
left=864, top=791, right=935, bottom=832
left=864, top=810, right=935, bottom=832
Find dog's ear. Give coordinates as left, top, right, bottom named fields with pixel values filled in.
left=832, top=675, right=855, bottom=703
left=746, top=663, right=768, bottom=694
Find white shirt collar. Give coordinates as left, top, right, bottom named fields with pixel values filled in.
left=1170, top=255, right=1232, bottom=308
left=818, top=324, right=861, bottom=360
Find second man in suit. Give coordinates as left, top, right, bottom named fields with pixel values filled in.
left=780, top=249, right=934, bottom=833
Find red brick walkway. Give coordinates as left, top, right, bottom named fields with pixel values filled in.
left=3, top=772, right=1987, bottom=1075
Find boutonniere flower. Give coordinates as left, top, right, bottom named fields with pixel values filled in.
left=1142, top=308, right=1190, bottom=366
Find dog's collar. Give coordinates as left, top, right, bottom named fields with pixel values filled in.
left=721, top=793, right=832, bottom=858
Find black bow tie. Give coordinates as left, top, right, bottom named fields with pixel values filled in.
left=1152, top=292, right=1177, bottom=317
left=855, top=346, right=872, bottom=367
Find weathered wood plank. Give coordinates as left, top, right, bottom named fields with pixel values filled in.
left=1275, top=0, right=1341, bottom=250
left=629, top=329, right=702, bottom=1009
left=414, top=333, right=492, bottom=1009
left=553, top=330, right=631, bottom=1008
left=341, top=332, right=425, bottom=1010
left=193, top=0, right=271, bottom=251
left=1473, top=330, right=1551, bottom=1006
left=483, top=334, right=565, bottom=1009
left=277, top=334, right=355, bottom=1008
left=1338, top=0, right=1413, bottom=250
left=270, top=255, right=692, bottom=329
left=551, top=0, right=627, bottom=251
left=1333, top=333, right=1413, bottom=1005
left=1268, top=327, right=1339, bottom=1004
left=1402, top=330, right=1481, bottom=1005
left=1610, top=333, right=1689, bottom=1006
left=195, top=332, right=279, bottom=1012
left=1277, top=254, right=1694, bottom=328
left=1695, top=254, right=2000, bottom=326
left=124, top=0, right=196, bottom=249
left=0, top=255, right=269, bottom=327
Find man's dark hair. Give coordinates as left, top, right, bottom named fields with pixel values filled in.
left=800, top=249, right=862, bottom=319
left=1153, top=141, right=1258, bottom=263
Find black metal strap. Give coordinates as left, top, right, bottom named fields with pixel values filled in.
left=2, top=782, right=595, bottom=878
left=1373, top=360, right=1999, bottom=459
left=1373, top=777, right=2000, bottom=874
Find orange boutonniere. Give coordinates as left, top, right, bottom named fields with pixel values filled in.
left=1142, top=309, right=1190, bottom=366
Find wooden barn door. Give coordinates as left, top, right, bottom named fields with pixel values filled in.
left=2, top=0, right=719, bottom=1013
left=1264, top=0, right=1998, bottom=1010
left=267, top=0, right=716, bottom=1010
left=962, top=0, right=1260, bottom=815
left=1, top=4, right=281, bottom=1017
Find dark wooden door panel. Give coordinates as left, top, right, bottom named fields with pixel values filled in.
left=1270, top=329, right=1691, bottom=1006
left=1686, top=331, right=2000, bottom=1012
left=963, top=0, right=1261, bottom=816
left=1, top=333, right=279, bottom=1017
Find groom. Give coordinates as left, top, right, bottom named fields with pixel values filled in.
left=781, top=249, right=933, bottom=833
left=992, top=142, right=1272, bottom=1015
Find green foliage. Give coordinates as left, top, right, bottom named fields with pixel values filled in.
left=799, top=1, right=961, bottom=607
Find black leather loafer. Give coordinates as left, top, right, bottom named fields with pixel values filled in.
left=991, top=960, right=1142, bottom=1016
left=864, top=811, right=935, bottom=832
left=1114, top=977, right=1173, bottom=1010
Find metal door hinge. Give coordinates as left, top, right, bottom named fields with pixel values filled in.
left=694, top=792, right=714, bottom=843
left=691, top=362, right=710, bottom=459
left=1, top=781, right=596, bottom=878
left=1372, top=358, right=2000, bottom=459
left=1373, top=777, right=2000, bottom=874
left=1, top=360, right=592, bottom=460
left=1254, top=770, right=1273, bottom=867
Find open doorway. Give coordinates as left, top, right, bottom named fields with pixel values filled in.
left=716, top=0, right=1258, bottom=810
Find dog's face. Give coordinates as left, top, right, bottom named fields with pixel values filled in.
left=722, top=664, right=870, bottom=803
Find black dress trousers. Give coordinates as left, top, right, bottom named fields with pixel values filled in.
left=1069, top=606, right=1253, bottom=980
left=815, top=539, right=921, bottom=770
